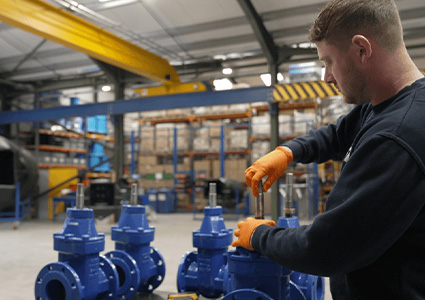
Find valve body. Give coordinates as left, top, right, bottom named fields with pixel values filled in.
left=223, top=247, right=292, bottom=300
left=109, top=204, right=165, bottom=294
left=277, top=217, right=325, bottom=300
left=177, top=206, right=233, bottom=298
left=35, top=208, right=118, bottom=300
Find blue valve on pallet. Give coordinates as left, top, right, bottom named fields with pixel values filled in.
left=35, top=184, right=119, bottom=300
left=106, top=183, right=165, bottom=295
left=222, top=180, right=292, bottom=300
left=279, top=173, right=325, bottom=300
left=177, top=182, right=233, bottom=298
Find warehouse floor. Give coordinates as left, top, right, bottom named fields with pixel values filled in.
left=0, top=211, right=331, bottom=300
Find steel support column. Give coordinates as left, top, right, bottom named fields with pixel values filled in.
left=269, top=64, right=280, bottom=221
left=113, top=82, right=125, bottom=182
left=238, top=0, right=281, bottom=221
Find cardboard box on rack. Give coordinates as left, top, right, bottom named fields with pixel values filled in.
left=194, top=160, right=211, bottom=178
left=139, top=155, right=158, bottom=165
left=212, top=159, right=221, bottom=178
left=210, top=138, right=221, bottom=152
left=155, top=137, right=172, bottom=153
left=225, top=158, right=248, bottom=182
left=193, top=137, right=210, bottom=151
left=227, top=129, right=248, bottom=150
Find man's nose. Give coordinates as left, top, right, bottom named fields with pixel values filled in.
left=324, top=69, right=336, bottom=85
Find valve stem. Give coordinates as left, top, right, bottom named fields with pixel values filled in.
left=284, top=173, right=295, bottom=218
left=130, top=183, right=138, bottom=206
left=255, top=180, right=264, bottom=219
left=209, top=182, right=217, bottom=207
left=76, top=183, right=85, bottom=209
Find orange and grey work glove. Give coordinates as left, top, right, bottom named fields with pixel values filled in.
left=231, top=217, right=276, bottom=250
left=245, top=146, right=293, bottom=197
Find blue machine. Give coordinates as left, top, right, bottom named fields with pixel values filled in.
left=222, top=176, right=325, bottom=300
left=35, top=184, right=119, bottom=300
left=279, top=173, right=325, bottom=300
left=222, top=247, right=292, bottom=300
left=177, top=183, right=233, bottom=298
left=221, top=181, right=292, bottom=300
left=106, top=184, right=165, bottom=294
left=87, top=115, right=110, bottom=172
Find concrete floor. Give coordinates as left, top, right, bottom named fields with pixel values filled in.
left=0, top=210, right=331, bottom=300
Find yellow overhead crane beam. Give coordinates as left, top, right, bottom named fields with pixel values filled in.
left=134, top=82, right=211, bottom=97
left=0, top=0, right=180, bottom=84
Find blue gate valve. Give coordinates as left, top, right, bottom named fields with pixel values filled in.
left=35, top=184, right=119, bottom=300
left=106, top=183, right=165, bottom=295
left=223, top=246, right=293, bottom=300
left=177, top=182, right=233, bottom=298
left=279, top=173, right=325, bottom=300
left=222, top=181, right=292, bottom=300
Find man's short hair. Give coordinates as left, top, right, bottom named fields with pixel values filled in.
left=309, top=0, right=403, bottom=52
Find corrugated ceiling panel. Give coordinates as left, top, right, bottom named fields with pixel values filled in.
left=101, top=2, right=163, bottom=33
left=148, top=0, right=243, bottom=28
left=0, top=28, right=43, bottom=58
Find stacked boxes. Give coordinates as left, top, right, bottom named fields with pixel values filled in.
left=206, top=121, right=224, bottom=152
left=193, top=127, right=210, bottom=152
left=251, top=114, right=270, bottom=138
left=138, top=155, right=174, bottom=190
left=176, top=124, right=190, bottom=152
left=224, top=158, right=247, bottom=182
left=140, top=123, right=191, bottom=154
left=194, top=160, right=211, bottom=178
left=165, top=108, right=191, bottom=118
left=155, top=123, right=174, bottom=153
left=227, top=129, right=248, bottom=150
left=251, top=141, right=270, bottom=163
left=140, top=126, right=155, bottom=153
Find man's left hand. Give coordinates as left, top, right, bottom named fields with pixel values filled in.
left=231, top=217, right=276, bottom=250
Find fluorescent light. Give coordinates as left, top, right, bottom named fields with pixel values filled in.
left=261, top=73, right=286, bottom=85
left=213, top=78, right=233, bottom=91
left=278, top=73, right=284, bottom=81
left=102, top=85, right=111, bottom=92
left=213, top=54, right=227, bottom=60
left=260, top=74, right=271, bottom=87
left=222, top=68, right=233, bottom=75
left=50, top=125, right=62, bottom=132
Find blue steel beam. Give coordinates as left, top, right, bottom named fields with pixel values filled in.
left=0, top=87, right=273, bottom=124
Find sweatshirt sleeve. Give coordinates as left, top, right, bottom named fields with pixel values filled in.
left=251, top=135, right=425, bottom=277
left=283, top=104, right=367, bottom=164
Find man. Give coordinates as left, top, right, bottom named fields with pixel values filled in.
left=232, top=0, right=425, bottom=299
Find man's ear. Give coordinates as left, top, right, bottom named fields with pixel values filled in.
left=352, top=35, right=372, bottom=63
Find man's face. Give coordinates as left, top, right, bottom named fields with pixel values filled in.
left=316, top=41, right=370, bottom=105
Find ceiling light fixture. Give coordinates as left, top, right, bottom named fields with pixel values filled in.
left=260, top=74, right=271, bottom=87
left=213, top=78, right=233, bottom=91
left=102, top=85, right=111, bottom=92
left=278, top=73, right=284, bottom=81
left=222, top=68, right=232, bottom=75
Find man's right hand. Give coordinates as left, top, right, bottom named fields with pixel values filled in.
left=245, top=146, right=293, bottom=197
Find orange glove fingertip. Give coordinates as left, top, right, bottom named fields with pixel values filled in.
left=268, top=220, right=276, bottom=226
